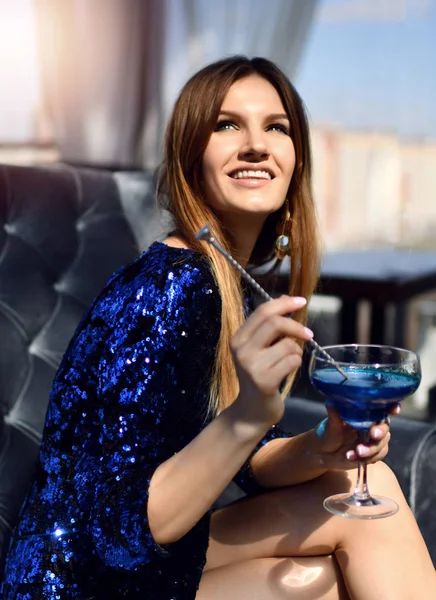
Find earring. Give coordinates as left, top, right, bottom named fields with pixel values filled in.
left=275, top=201, right=293, bottom=260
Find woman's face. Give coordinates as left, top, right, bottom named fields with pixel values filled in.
left=201, top=75, right=296, bottom=227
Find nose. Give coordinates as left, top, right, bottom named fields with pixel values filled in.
left=239, top=127, right=269, bottom=161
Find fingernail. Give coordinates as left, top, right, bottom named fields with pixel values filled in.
left=304, top=327, right=314, bottom=338
left=346, top=450, right=356, bottom=460
left=293, top=297, right=307, bottom=306
left=372, top=427, right=383, bottom=439
left=357, top=445, right=370, bottom=457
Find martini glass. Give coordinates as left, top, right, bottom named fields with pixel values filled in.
left=308, top=344, right=421, bottom=519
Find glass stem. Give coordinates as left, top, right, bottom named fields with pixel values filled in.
left=353, top=430, right=371, bottom=501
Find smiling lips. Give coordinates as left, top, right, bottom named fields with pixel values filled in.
left=230, top=169, right=272, bottom=180
left=228, top=168, right=273, bottom=187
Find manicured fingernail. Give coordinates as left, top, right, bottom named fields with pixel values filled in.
left=346, top=450, right=356, bottom=460
left=357, top=445, right=370, bottom=457
left=304, top=327, right=314, bottom=338
left=373, top=427, right=383, bottom=439
left=293, top=297, right=307, bottom=306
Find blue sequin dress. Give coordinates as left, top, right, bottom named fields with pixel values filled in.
left=1, top=242, right=290, bottom=600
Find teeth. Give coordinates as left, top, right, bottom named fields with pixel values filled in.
left=231, top=170, right=272, bottom=180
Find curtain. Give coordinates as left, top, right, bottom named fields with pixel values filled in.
left=35, top=0, right=318, bottom=170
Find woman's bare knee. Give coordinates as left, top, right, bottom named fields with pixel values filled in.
left=316, top=461, right=405, bottom=504
left=333, top=460, right=409, bottom=510
left=365, top=461, right=404, bottom=494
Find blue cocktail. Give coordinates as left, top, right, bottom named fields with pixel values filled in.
left=311, top=366, right=420, bottom=429
left=309, top=344, right=421, bottom=519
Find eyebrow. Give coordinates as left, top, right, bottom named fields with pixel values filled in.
left=218, top=110, right=289, bottom=121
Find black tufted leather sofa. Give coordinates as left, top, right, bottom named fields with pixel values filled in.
left=0, top=162, right=435, bottom=582
left=0, top=162, right=165, bottom=577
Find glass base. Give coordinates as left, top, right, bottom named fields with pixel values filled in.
left=323, top=493, right=399, bottom=519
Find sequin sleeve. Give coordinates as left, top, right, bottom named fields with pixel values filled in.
left=232, top=423, right=292, bottom=496
left=91, top=257, right=221, bottom=571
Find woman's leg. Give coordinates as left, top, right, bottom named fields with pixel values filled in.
left=197, top=555, right=349, bottom=600
left=200, top=462, right=436, bottom=600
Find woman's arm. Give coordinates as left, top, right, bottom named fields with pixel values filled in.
left=250, top=408, right=393, bottom=489
left=96, top=289, right=311, bottom=559
left=150, top=406, right=394, bottom=545
left=148, top=402, right=269, bottom=545
left=250, top=429, right=327, bottom=488
left=148, top=295, right=313, bottom=545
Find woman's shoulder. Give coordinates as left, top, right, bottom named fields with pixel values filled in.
left=120, top=240, right=215, bottom=291
left=95, top=241, right=220, bottom=324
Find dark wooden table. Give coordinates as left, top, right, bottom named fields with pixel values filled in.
left=314, top=249, right=436, bottom=346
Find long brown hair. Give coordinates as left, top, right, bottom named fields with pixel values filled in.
left=157, top=56, right=320, bottom=413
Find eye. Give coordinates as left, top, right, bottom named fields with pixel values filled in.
left=267, top=123, right=290, bottom=135
left=214, top=120, right=237, bottom=132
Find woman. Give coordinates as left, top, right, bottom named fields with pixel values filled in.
left=2, top=56, right=435, bottom=600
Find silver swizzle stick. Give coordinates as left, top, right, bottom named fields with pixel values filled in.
left=196, top=225, right=349, bottom=380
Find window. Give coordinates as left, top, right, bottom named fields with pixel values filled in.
left=296, top=0, right=436, bottom=250
left=0, top=0, right=57, bottom=163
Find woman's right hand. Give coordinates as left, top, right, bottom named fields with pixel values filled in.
left=230, top=295, right=313, bottom=429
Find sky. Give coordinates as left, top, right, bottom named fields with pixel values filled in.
left=296, top=0, right=436, bottom=140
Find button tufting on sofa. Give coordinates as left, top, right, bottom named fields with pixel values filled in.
left=0, top=162, right=158, bottom=577
left=3, top=223, right=15, bottom=235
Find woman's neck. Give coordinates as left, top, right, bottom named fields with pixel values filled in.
left=162, top=234, right=190, bottom=250
left=163, top=221, right=263, bottom=268
left=225, top=221, right=264, bottom=268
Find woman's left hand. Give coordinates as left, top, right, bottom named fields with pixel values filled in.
left=316, top=403, right=400, bottom=470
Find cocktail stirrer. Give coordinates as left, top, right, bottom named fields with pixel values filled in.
left=196, top=225, right=349, bottom=380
